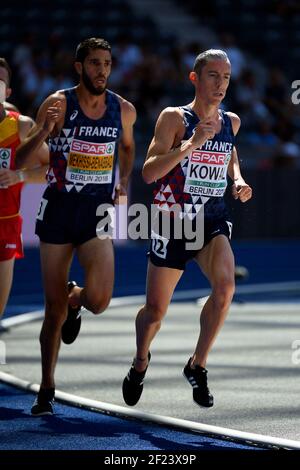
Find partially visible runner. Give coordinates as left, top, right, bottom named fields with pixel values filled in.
left=122, top=49, right=252, bottom=409
left=0, top=58, right=48, bottom=330
left=3, top=101, right=19, bottom=112
left=16, top=38, right=136, bottom=416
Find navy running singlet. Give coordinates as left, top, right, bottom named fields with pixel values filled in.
left=153, top=106, right=235, bottom=221
left=46, top=87, right=122, bottom=198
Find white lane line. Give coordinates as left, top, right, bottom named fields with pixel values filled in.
left=1, top=310, right=44, bottom=329
left=8, top=280, right=300, bottom=306
left=0, top=371, right=299, bottom=450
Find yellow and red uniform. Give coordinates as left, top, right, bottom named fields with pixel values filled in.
left=0, top=111, right=23, bottom=260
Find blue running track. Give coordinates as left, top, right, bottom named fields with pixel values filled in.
left=1, top=240, right=299, bottom=452
left=0, top=382, right=259, bottom=451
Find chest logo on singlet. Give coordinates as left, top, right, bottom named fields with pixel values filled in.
left=0, top=148, right=12, bottom=169
left=78, top=126, right=118, bottom=138
left=70, top=110, right=78, bottom=121
left=184, top=146, right=232, bottom=197
left=66, top=138, right=115, bottom=185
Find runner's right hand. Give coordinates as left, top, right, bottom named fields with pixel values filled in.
left=43, top=100, right=62, bottom=134
left=0, top=168, right=20, bottom=187
left=191, top=119, right=218, bottom=148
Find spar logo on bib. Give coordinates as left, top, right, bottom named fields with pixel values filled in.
left=0, top=148, right=12, bottom=169
left=184, top=149, right=231, bottom=197
left=66, top=139, right=115, bottom=185
left=190, top=151, right=230, bottom=165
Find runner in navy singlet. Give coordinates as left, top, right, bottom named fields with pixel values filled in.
left=122, top=49, right=252, bottom=409
left=16, top=38, right=136, bottom=416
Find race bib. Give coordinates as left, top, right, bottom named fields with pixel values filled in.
left=66, top=139, right=115, bottom=185
left=184, top=150, right=231, bottom=197
left=151, top=231, right=169, bottom=259
left=0, top=148, right=12, bottom=169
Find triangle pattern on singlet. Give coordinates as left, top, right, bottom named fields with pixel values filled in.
left=184, top=203, right=193, bottom=214
left=47, top=168, right=57, bottom=183
left=167, top=193, right=176, bottom=203
left=193, top=204, right=203, bottom=214
left=201, top=196, right=210, bottom=204
left=160, top=202, right=169, bottom=211
left=154, top=192, right=163, bottom=202
left=62, top=128, right=72, bottom=138
left=192, top=195, right=200, bottom=204
left=180, top=157, right=189, bottom=168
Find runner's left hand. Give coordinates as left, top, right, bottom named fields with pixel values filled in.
left=114, top=182, right=127, bottom=205
left=232, top=180, right=252, bottom=202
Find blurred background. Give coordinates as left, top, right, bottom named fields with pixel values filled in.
left=1, top=0, right=300, bottom=312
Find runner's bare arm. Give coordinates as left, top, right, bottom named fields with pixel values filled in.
left=142, top=108, right=216, bottom=184
left=115, top=99, right=136, bottom=200
left=227, top=113, right=252, bottom=203
left=16, top=144, right=49, bottom=184
left=18, top=114, right=49, bottom=164
left=15, top=93, right=65, bottom=169
left=228, top=146, right=244, bottom=182
left=0, top=115, right=49, bottom=187
left=227, top=112, right=242, bottom=181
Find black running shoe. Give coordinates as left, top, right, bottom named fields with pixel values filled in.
left=122, top=352, right=151, bottom=406
left=61, top=281, right=82, bottom=345
left=31, top=388, right=55, bottom=416
left=183, top=358, right=214, bottom=408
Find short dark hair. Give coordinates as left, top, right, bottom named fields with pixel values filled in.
left=193, top=49, right=229, bottom=77
left=75, top=37, right=112, bottom=63
left=0, top=58, right=12, bottom=85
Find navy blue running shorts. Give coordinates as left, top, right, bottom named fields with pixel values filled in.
left=148, top=216, right=233, bottom=271
left=35, top=187, right=113, bottom=246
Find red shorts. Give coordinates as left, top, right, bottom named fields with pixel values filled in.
left=0, top=215, right=23, bottom=261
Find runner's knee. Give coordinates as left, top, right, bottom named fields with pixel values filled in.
left=144, top=301, right=167, bottom=323
left=87, top=294, right=111, bottom=315
left=212, top=279, right=235, bottom=310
